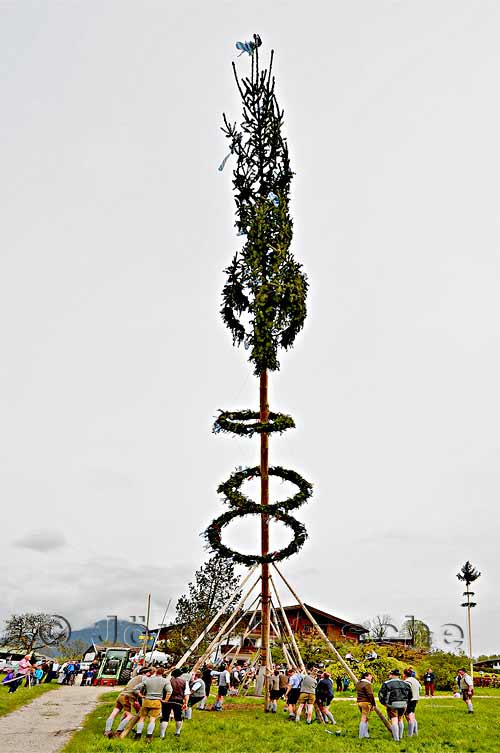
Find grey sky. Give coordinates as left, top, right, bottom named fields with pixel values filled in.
left=1, top=1, right=499, bottom=653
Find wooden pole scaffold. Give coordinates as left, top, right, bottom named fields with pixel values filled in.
left=143, top=593, right=151, bottom=663
left=272, top=563, right=392, bottom=733
left=270, top=575, right=306, bottom=672
left=174, top=565, right=258, bottom=671
left=221, top=597, right=261, bottom=665
left=191, top=574, right=261, bottom=672
left=211, top=593, right=261, bottom=667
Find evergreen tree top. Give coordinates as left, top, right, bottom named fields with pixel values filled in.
left=220, top=35, right=308, bottom=374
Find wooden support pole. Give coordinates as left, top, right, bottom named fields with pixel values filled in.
left=215, top=594, right=260, bottom=663
left=143, top=594, right=151, bottom=662
left=174, top=564, right=258, bottom=670
left=241, top=648, right=261, bottom=696
left=270, top=574, right=306, bottom=671
left=269, top=601, right=294, bottom=669
left=222, top=598, right=261, bottom=665
left=192, top=574, right=261, bottom=672
left=272, top=564, right=392, bottom=734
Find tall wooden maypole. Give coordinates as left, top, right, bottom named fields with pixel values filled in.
left=457, top=560, right=481, bottom=681
left=205, top=34, right=311, bottom=709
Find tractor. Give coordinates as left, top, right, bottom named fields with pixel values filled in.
left=94, top=647, right=133, bottom=686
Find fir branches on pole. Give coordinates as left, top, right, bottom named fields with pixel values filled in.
left=204, top=34, right=311, bottom=709
left=457, top=560, right=481, bottom=680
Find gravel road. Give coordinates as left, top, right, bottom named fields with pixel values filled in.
left=0, top=685, right=104, bottom=753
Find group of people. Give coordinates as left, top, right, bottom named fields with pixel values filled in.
left=104, top=665, right=210, bottom=742
left=101, top=658, right=477, bottom=743
left=282, top=665, right=336, bottom=724
left=364, top=668, right=421, bottom=742
left=1, top=654, right=98, bottom=693
left=357, top=666, right=474, bottom=742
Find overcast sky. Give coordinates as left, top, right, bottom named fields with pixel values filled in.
left=1, top=1, right=499, bottom=655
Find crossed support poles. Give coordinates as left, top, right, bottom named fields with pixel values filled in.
left=170, top=561, right=392, bottom=735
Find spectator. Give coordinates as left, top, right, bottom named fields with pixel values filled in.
left=423, top=667, right=435, bottom=697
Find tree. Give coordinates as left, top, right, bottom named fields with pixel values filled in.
left=56, top=639, right=88, bottom=661
left=363, top=614, right=397, bottom=641
left=175, top=555, right=241, bottom=627
left=160, top=556, right=241, bottom=663
left=400, top=618, right=432, bottom=650
left=1, top=613, right=69, bottom=653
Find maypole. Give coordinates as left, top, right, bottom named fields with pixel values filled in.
left=260, top=369, right=270, bottom=704
left=457, top=560, right=481, bottom=680
left=204, top=34, right=311, bottom=710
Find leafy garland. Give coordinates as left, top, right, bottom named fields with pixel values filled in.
left=213, top=410, right=295, bottom=437
left=204, top=466, right=313, bottom=566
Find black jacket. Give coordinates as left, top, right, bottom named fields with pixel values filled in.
left=378, top=678, right=411, bottom=708
left=316, top=677, right=334, bottom=703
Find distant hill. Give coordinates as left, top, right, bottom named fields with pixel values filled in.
left=41, top=619, right=148, bottom=657
left=70, top=618, right=147, bottom=648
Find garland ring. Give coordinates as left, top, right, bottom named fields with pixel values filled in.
left=213, top=410, right=295, bottom=437
left=204, top=465, right=312, bottom=565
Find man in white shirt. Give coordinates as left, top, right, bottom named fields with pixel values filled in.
left=212, top=665, right=230, bottom=711
left=457, top=669, right=474, bottom=713
left=403, top=668, right=421, bottom=736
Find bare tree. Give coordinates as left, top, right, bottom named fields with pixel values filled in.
left=2, top=613, right=69, bottom=653
left=363, top=614, right=397, bottom=640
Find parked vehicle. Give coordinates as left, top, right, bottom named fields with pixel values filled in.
left=95, top=648, right=133, bottom=686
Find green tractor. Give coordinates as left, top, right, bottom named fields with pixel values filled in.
left=95, top=647, right=133, bottom=686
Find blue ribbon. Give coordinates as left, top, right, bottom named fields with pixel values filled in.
left=218, top=152, right=232, bottom=172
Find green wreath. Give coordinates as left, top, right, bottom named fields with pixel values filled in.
left=204, top=465, right=312, bottom=565
left=213, top=410, right=295, bottom=437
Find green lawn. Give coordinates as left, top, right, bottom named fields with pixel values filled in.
left=62, top=691, right=498, bottom=753
left=0, top=681, right=59, bottom=717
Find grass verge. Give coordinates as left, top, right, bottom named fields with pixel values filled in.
left=0, top=682, right=59, bottom=717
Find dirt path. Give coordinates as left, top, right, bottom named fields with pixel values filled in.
left=0, top=685, right=104, bottom=753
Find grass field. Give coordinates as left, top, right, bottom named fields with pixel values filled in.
left=62, top=691, right=498, bottom=753
left=0, top=681, right=59, bottom=717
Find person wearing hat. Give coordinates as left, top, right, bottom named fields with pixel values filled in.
left=378, top=669, right=412, bottom=741
left=160, top=667, right=189, bottom=738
